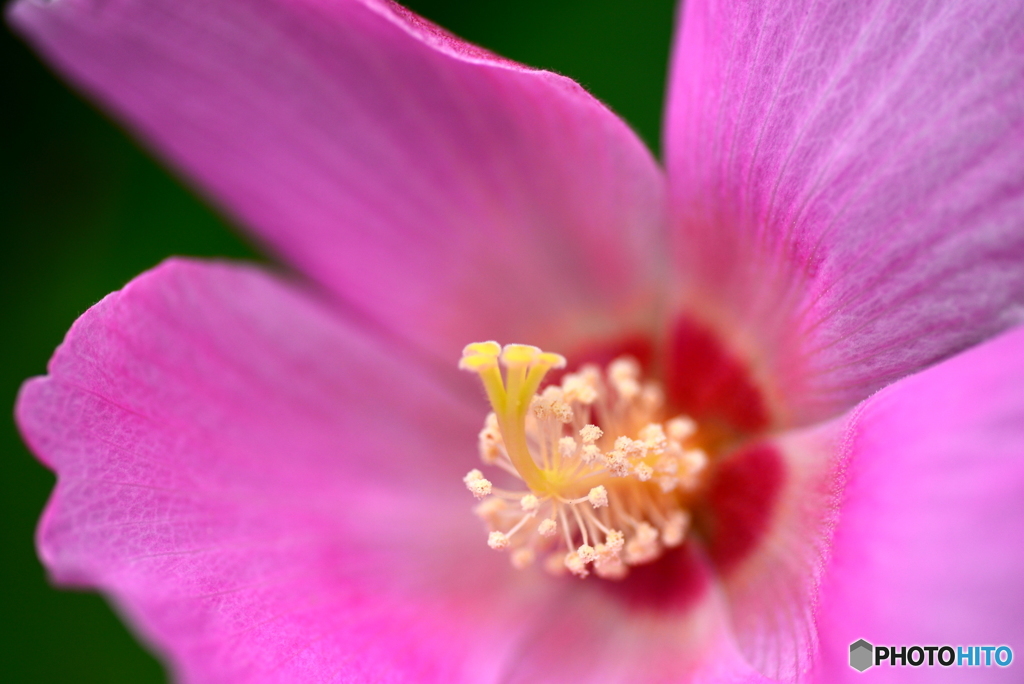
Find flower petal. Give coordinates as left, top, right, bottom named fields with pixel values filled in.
left=666, top=0, right=1024, bottom=424
left=813, top=324, right=1024, bottom=682
left=10, top=0, right=666, bottom=360
left=697, top=430, right=845, bottom=680
left=16, top=259, right=543, bottom=682
left=501, top=546, right=771, bottom=684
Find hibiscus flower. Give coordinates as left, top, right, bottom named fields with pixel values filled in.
left=12, top=0, right=1024, bottom=682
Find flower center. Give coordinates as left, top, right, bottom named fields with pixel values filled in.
left=459, top=341, right=708, bottom=579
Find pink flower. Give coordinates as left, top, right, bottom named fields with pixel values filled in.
left=12, top=0, right=1024, bottom=682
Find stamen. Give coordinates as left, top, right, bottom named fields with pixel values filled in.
left=463, top=469, right=492, bottom=499
left=511, top=548, right=535, bottom=569
left=459, top=342, right=708, bottom=579
left=488, top=531, right=510, bottom=549
left=579, top=424, right=603, bottom=444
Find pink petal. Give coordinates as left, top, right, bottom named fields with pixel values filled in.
left=813, top=324, right=1024, bottom=682
left=500, top=546, right=771, bottom=684
left=666, top=0, right=1024, bottom=424
left=10, top=0, right=666, bottom=361
left=16, top=258, right=548, bottom=682
left=698, top=431, right=845, bottom=680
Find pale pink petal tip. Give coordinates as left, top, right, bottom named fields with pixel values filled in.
left=10, top=0, right=666, bottom=361
left=815, top=325, right=1024, bottom=682
left=15, top=258, right=539, bottom=683
left=666, top=0, right=1024, bottom=423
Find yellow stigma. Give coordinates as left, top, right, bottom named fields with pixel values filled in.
left=459, top=342, right=708, bottom=579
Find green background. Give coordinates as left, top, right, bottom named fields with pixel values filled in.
left=1, top=1, right=677, bottom=680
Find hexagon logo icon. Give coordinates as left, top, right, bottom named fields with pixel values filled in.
left=850, top=639, right=874, bottom=672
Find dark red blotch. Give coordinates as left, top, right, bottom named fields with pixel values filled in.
left=597, top=541, right=710, bottom=614
left=665, top=317, right=770, bottom=433
left=698, top=443, right=785, bottom=575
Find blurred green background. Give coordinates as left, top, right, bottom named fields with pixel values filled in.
left=1, top=1, right=677, bottom=680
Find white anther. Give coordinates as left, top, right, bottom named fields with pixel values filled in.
left=551, top=401, right=574, bottom=424
left=488, top=531, right=510, bottom=550
left=625, top=537, right=659, bottom=565
left=656, top=454, right=679, bottom=474
left=613, top=436, right=646, bottom=460
left=662, top=511, right=689, bottom=548
left=605, top=452, right=631, bottom=477
left=463, top=469, right=492, bottom=499
left=666, top=416, right=697, bottom=442
left=639, top=423, right=668, bottom=453
left=562, top=373, right=598, bottom=404
left=604, top=530, right=625, bottom=554
left=608, top=357, right=640, bottom=382
left=520, top=494, right=540, bottom=513
left=677, top=449, right=708, bottom=489
left=540, top=386, right=564, bottom=403
left=587, top=485, right=609, bottom=508
left=479, top=441, right=502, bottom=464
left=635, top=522, right=659, bottom=545
left=658, top=476, right=679, bottom=493
left=558, top=436, right=577, bottom=459
left=634, top=463, right=654, bottom=481
left=474, top=497, right=506, bottom=522
left=641, top=384, right=664, bottom=410
left=616, top=378, right=640, bottom=400
left=624, top=439, right=647, bottom=460
left=624, top=523, right=660, bottom=564
left=581, top=445, right=602, bottom=464
left=609, top=357, right=641, bottom=400
left=466, top=478, right=492, bottom=499
left=577, top=544, right=597, bottom=564
left=564, top=552, right=589, bottom=578
left=544, top=552, right=568, bottom=576
left=536, top=387, right=573, bottom=423
left=478, top=415, right=504, bottom=464
left=684, top=448, right=708, bottom=473
left=511, top=548, right=535, bottom=569
left=579, top=424, right=603, bottom=444
left=594, top=555, right=628, bottom=580
left=531, top=396, right=550, bottom=419
left=538, top=518, right=557, bottom=537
